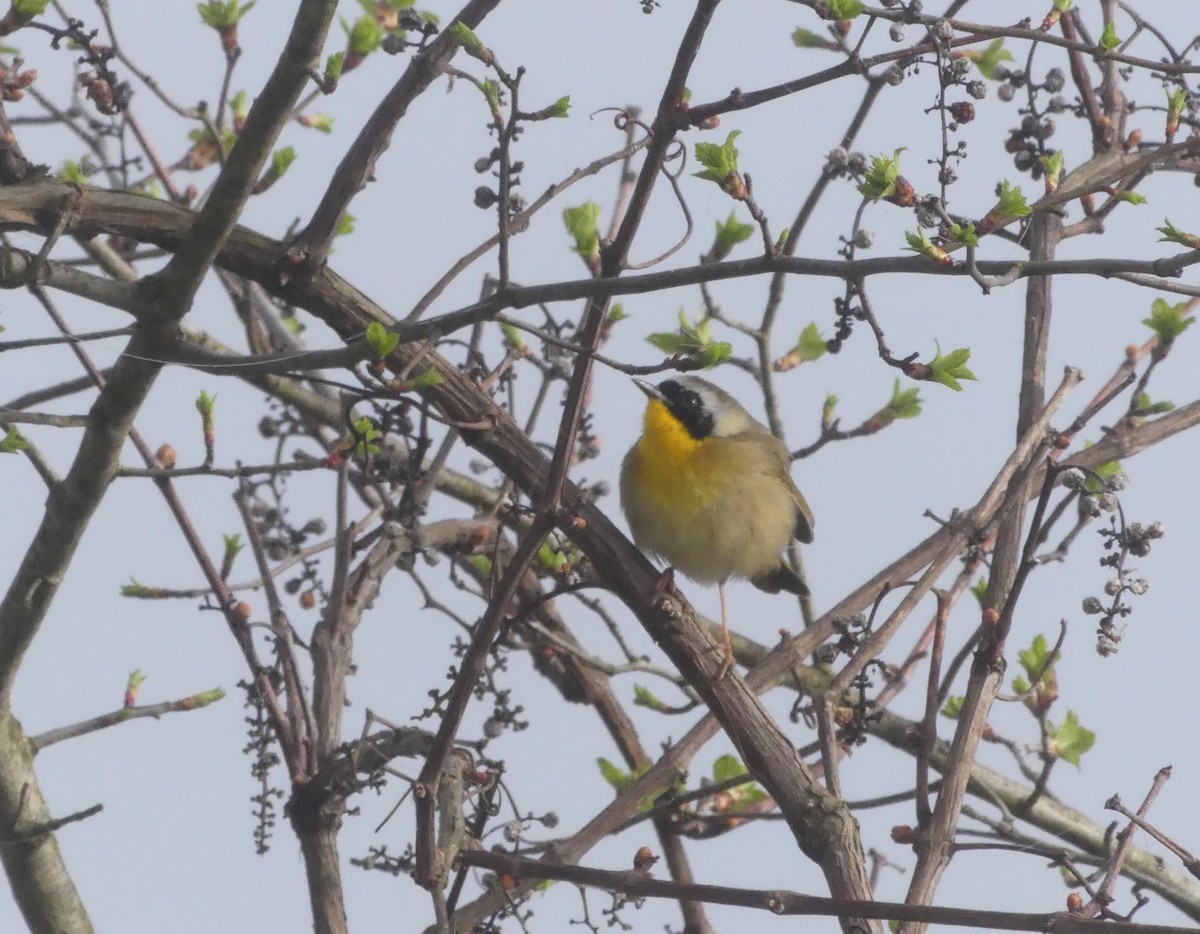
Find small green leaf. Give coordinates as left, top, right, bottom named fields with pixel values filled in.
left=350, top=416, right=382, bottom=457
left=270, top=146, right=295, bottom=176
left=710, top=211, right=754, bottom=261
left=824, top=0, right=864, bottom=18
left=967, top=39, right=1014, bottom=80
left=0, top=426, right=28, bottom=454
left=14, top=0, right=51, bottom=17
left=791, top=27, right=831, bottom=49
left=563, top=202, right=601, bottom=266
left=1081, top=446, right=1124, bottom=493
left=1017, top=633, right=1054, bottom=681
left=693, top=131, right=744, bottom=196
left=343, top=14, right=384, bottom=55
left=58, top=159, right=87, bottom=185
left=1098, top=21, right=1120, bottom=51
left=335, top=212, right=355, bottom=237
left=407, top=369, right=444, bottom=389
left=608, top=304, right=628, bottom=323
left=597, top=757, right=630, bottom=792
left=904, top=229, right=952, bottom=266
left=1113, top=190, right=1146, bottom=205
left=365, top=321, right=400, bottom=360
left=301, top=113, right=335, bottom=134
left=857, top=148, right=904, bottom=201
left=547, top=95, right=571, bottom=118
left=993, top=179, right=1032, bottom=219
left=948, top=222, right=978, bottom=248
left=795, top=322, right=827, bottom=363
left=941, top=696, right=964, bottom=719
left=969, top=576, right=988, bottom=608
left=197, top=0, right=255, bottom=28
left=1143, top=297, right=1194, bottom=347
left=324, top=52, right=344, bottom=82
left=447, top=21, right=492, bottom=64
left=647, top=309, right=729, bottom=369
left=1157, top=219, right=1200, bottom=249
left=1048, top=710, right=1095, bottom=768
left=711, top=754, right=746, bottom=784
left=929, top=342, right=977, bottom=392
left=885, top=379, right=922, bottom=420
left=632, top=684, right=668, bottom=712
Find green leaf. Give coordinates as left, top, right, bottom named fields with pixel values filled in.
left=335, top=212, right=355, bottom=237
left=968, top=39, right=1013, bottom=80
left=1131, top=391, right=1174, bottom=417
left=632, top=684, right=668, bottom=712
left=195, top=389, right=216, bottom=419
left=197, top=0, right=254, bottom=28
left=941, top=696, right=964, bottom=719
left=57, top=159, right=86, bottom=185
left=563, top=202, right=601, bottom=266
left=929, top=342, right=977, bottom=392
left=301, top=113, right=335, bottom=134
left=857, top=148, right=904, bottom=201
left=711, top=754, right=746, bottom=784
left=1098, top=21, right=1120, bottom=51
left=1048, top=710, right=1095, bottom=768
left=324, top=52, right=344, bottom=82
left=710, top=211, right=754, bottom=261
left=270, top=146, right=296, bottom=177
left=365, top=321, right=400, bottom=360
left=0, top=426, right=28, bottom=454
left=904, top=229, right=952, bottom=266
left=1143, top=297, right=1194, bottom=347
left=447, top=21, right=492, bottom=63
left=120, top=578, right=149, bottom=597
left=350, top=416, right=382, bottom=457
left=646, top=309, right=730, bottom=369
left=343, top=14, right=384, bottom=55
left=1109, top=189, right=1145, bottom=205
left=824, top=0, right=864, bottom=18
left=608, top=304, right=628, bottom=323
left=791, top=27, right=831, bottom=49
left=693, top=131, right=743, bottom=193
left=1156, top=219, right=1200, bottom=249
left=407, top=369, right=444, bottom=389
left=597, top=757, right=630, bottom=792
left=795, top=322, right=827, bottom=363
left=14, top=0, right=51, bottom=17
left=1081, top=445, right=1123, bottom=493
left=993, top=179, right=1032, bottom=219
left=948, top=222, right=978, bottom=248
left=547, top=95, right=571, bottom=118
left=1017, top=633, right=1054, bottom=682
left=1011, top=674, right=1031, bottom=695
left=969, top=576, right=988, bottom=607
left=1041, top=151, right=1065, bottom=186
left=889, top=379, right=922, bottom=419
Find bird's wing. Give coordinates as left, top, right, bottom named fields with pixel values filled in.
left=767, top=433, right=814, bottom=544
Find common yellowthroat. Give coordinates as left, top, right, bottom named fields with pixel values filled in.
left=620, top=376, right=814, bottom=677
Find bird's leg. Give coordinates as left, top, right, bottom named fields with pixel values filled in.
left=716, top=581, right=735, bottom=681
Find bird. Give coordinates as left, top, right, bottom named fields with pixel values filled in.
left=619, top=375, right=814, bottom=678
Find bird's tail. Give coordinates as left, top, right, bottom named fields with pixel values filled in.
left=750, top=561, right=809, bottom=597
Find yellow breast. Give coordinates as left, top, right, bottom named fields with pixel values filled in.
left=620, top=399, right=797, bottom=584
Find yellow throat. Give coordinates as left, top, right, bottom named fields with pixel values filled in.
left=631, top=397, right=716, bottom=501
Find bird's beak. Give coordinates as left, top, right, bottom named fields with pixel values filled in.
left=631, top=378, right=664, bottom=402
